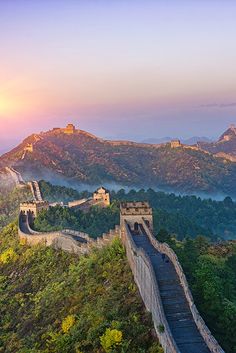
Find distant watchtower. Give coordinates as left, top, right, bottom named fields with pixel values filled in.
left=170, top=140, right=182, bottom=148
left=24, top=143, right=33, bottom=153
left=93, top=187, right=110, bottom=206
left=64, top=124, right=76, bottom=134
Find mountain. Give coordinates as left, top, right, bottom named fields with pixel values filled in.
left=199, top=124, right=236, bottom=159
left=141, top=136, right=211, bottom=145
left=182, top=136, right=212, bottom=145
left=141, top=136, right=173, bottom=144
left=1, top=124, right=236, bottom=196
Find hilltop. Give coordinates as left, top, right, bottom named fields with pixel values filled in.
left=1, top=124, right=236, bottom=196
left=199, top=124, right=236, bottom=160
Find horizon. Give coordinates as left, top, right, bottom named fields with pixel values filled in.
left=0, top=121, right=233, bottom=156
left=1, top=0, right=236, bottom=150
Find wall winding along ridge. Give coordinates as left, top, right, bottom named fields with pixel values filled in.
left=28, top=181, right=43, bottom=201
left=121, top=217, right=225, bottom=353
left=18, top=196, right=224, bottom=353
left=18, top=211, right=120, bottom=254
left=121, top=221, right=179, bottom=353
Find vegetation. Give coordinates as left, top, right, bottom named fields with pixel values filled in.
left=34, top=204, right=119, bottom=237
left=0, top=186, right=31, bottom=229
left=0, top=223, right=162, bottom=353
left=156, top=230, right=236, bottom=353
left=39, top=180, right=91, bottom=203
left=113, top=188, right=236, bottom=239
left=1, top=180, right=236, bottom=352
left=34, top=183, right=236, bottom=239
left=1, top=127, right=236, bottom=195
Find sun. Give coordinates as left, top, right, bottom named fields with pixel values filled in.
left=0, top=95, right=12, bottom=115
left=0, top=93, right=27, bottom=116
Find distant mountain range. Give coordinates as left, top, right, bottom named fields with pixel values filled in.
left=198, top=124, right=236, bottom=160
left=1, top=124, right=236, bottom=196
left=141, top=136, right=212, bottom=145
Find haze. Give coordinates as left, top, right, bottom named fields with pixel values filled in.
left=0, top=0, right=236, bottom=152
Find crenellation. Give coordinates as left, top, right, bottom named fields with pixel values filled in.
left=20, top=200, right=49, bottom=218
left=120, top=201, right=153, bottom=231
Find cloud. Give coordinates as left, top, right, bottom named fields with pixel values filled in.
left=200, top=102, right=236, bottom=108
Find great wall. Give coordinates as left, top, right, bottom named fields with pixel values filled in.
left=19, top=205, right=120, bottom=255
left=13, top=170, right=225, bottom=353
left=120, top=203, right=224, bottom=353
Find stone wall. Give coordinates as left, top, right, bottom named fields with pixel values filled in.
left=18, top=213, right=120, bottom=255
left=140, top=219, right=225, bottom=353
left=121, top=221, right=180, bottom=353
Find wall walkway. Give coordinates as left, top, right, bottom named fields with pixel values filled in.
left=18, top=212, right=120, bottom=254
left=121, top=219, right=225, bottom=353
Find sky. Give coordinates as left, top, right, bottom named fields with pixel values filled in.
left=0, top=0, right=236, bottom=152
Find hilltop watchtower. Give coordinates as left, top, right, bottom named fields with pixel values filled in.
left=93, top=187, right=110, bottom=206
left=170, top=140, right=182, bottom=148
left=64, top=123, right=76, bottom=134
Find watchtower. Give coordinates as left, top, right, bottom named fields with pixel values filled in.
left=170, top=140, right=182, bottom=148
left=64, top=123, right=76, bottom=134
left=93, top=187, right=110, bottom=206
left=120, top=201, right=153, bottom=232
left=20, top=201, right=49, bottom=220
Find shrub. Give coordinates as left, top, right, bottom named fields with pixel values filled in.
left=157, top=324, right=165, bottom=333
left=0, top=247, right=18, bottom=264
left=100, top=328, right=123, bottom=352
left=61, top=315, right=76, bottom=333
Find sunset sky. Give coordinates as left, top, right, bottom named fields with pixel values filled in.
left=0, top=0, right=236, bottom=152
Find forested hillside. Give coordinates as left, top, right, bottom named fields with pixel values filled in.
left=0, top=186, right=31, bottom=229
left=1, top=181, right=236, bottom=239
left=0, top=223, right=162, bottom=353
left=1, top=126, right=236, bottom=195
left=113, top=188, right=236, bottom=239
left=37, top=182, right=236, bottom=240
left=1, top=181, right=236, bottom=352
left=39, top=180, right=91, bottom=203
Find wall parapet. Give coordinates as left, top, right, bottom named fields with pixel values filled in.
left=18, top=212, right=119, bottom=255
left=122, top=221, right=180, bottom=353
left=141, top=218, right=225, bottom=353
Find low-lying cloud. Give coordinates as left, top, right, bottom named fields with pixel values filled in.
left=201, top=102, right=236, bottom=108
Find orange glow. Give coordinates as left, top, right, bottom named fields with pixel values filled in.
left=0, top=95, right=11, bottom=115
left=0, top=94, right=30, bottom=116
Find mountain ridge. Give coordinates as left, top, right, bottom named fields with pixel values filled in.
left=1, top=124, right=236, bottom=196
left=141, top=136, right=212, bottom=145
left=198, top=124, right=236, bottom=157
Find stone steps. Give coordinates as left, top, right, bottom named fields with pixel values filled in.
left=169, top=319, right=196, bottom=329
left=177, top=342, right=210, bottom=353
left=163, top=302, right=189, bottom=315
left=132, top=232, right=211, bottom=353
